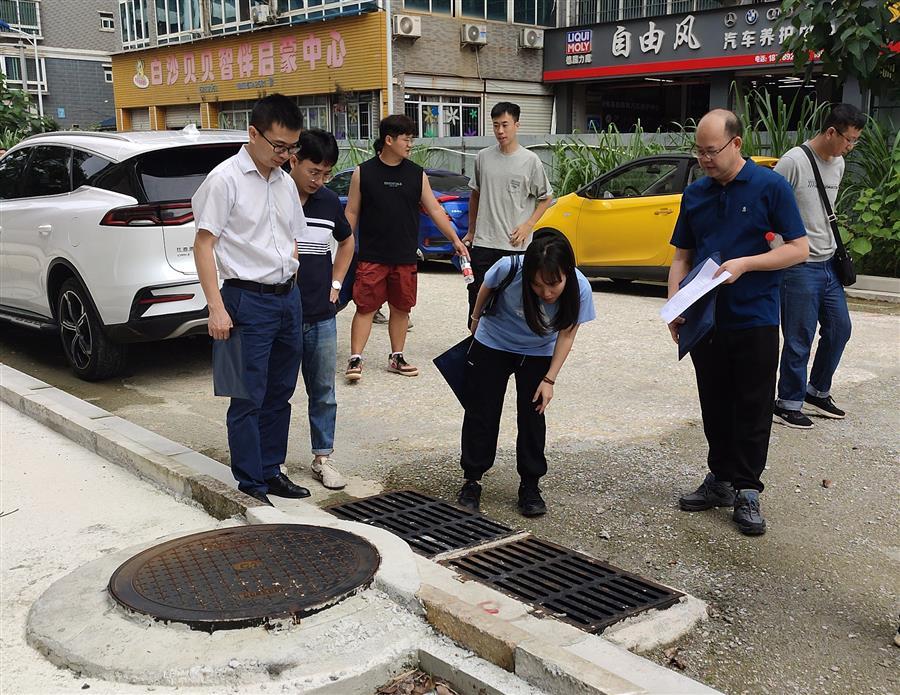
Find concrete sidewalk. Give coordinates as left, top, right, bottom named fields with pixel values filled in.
left=1, top=364, right=717, bottom=694
left=0, top=402, right=215, bottom=694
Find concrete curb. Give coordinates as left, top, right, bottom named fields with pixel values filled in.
left=846, top=274, right=900, bottom=304
left=1, top=362, right=718, bottom=694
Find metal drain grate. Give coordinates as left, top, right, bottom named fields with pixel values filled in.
left=327, top=490, right=515, bottom=557
left=446, top=536, right=682, bottom=633
left=108, top=524, right=380, bottom=632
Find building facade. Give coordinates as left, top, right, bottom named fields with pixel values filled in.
left=543, top=0, right=862, bottom=134
left=0, top=0, right=117, bottom=129
left=109, top=0, right=560, bottom=137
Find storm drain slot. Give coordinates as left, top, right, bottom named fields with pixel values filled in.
left=445, top=536, right=683, bottom=633
left=108, top=524, right=380, bottom=632
left=327, top=490, right=515, bottom=557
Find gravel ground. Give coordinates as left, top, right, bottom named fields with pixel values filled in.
left=2, top=263, right=898, bottom=694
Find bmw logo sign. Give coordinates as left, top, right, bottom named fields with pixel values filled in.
left=745, top=9, right=758, bottom=25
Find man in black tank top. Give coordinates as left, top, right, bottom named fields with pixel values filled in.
left=342, top=114, right=470, bottom=382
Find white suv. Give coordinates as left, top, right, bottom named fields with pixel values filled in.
left=0, top=128, right=247, bottom=380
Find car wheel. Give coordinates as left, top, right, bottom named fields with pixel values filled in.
left=57, top=278, right=126, bottom=381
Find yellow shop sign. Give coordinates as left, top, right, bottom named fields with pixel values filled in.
left=112, top=12, right=386, bottom=108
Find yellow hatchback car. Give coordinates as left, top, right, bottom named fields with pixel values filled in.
left=535, top=154, right=778, bottom=282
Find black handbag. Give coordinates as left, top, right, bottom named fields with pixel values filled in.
left=800, top=144, right=856, bottom=287
left=480, top=255, right=521, bottom=316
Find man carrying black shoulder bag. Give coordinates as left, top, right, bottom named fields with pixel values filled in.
left=772, top=103, right=866, bottom=430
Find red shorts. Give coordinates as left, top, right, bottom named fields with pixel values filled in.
left=353, top=261, right=418, bottom=314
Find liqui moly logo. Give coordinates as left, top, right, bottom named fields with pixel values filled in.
left=566, top=29, right=592, bottom=55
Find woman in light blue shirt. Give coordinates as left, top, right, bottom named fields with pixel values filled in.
left=457, top=235, right=596, bottom=517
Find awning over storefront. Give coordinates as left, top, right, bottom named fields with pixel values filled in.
left=543, top=3, right=820, bottom=82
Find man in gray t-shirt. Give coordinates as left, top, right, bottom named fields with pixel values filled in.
left=772, top=103, right=865, bottom=430
left=463, top=102, right=553, bottom=327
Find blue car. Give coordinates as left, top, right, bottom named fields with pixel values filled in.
left=326, top=168, right=471, bottom=260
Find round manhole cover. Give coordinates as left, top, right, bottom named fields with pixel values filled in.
left=108, top=524, right=380, bottom=631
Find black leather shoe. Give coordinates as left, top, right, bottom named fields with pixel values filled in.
left=243, top=488, right=273, bottom=506
left=264, top=473, right=311, bottom=499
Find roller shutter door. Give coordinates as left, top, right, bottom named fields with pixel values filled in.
left=130, top=108, right=150, bottom=131
left=484, top=94, right=553, bottom=135
left=165, top=105, right=201, bottom=129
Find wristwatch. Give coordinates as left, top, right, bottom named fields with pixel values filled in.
left=331, top=280, right=342, bottom=290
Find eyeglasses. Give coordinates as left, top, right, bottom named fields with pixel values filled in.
left=691, top=136, right=736, bottom=161
left=835, top=130, right=860, bottom=146
left=303, top=168, right=332, bottom=183
left=255, top=128, right=300, bottom=155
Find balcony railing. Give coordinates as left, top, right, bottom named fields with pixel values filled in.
left=0, top=0, right=41, bottom=37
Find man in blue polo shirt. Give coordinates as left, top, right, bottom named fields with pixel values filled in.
left=667, top=109, right=808, bottom=536
left=289, top=129, right=355, bottom=491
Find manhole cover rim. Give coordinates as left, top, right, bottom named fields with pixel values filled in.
left=108, top=524, right=381, bottom=630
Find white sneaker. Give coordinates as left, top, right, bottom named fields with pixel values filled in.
left=311, top=457, right=346, bottom=490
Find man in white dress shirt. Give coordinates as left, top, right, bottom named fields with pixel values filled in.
left=192, top=94, right=309, bottom=506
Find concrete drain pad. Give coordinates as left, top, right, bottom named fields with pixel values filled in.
left=109, top=524, right=380, bottom=631
left=25, top=523, right=430, bottom=691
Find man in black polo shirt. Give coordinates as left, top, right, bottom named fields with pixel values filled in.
left=289, top=129, right=354, bottom=491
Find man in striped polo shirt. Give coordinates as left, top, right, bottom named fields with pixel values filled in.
left=289, top=129, right=355, bottom=490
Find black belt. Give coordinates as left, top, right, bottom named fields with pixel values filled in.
left=224, top=278, right=294, bottom=295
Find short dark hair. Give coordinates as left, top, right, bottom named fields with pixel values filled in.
left=522, top=235, right=580, bottom=336
left=249, top=94, right=303, bottom=134
left=822, top=103, right=866, bottom=134
left=296, top=128, right=339, bottom=166
left=491, top=102, right=520, bottom=122
left=375, top=114, right=415, bottom=153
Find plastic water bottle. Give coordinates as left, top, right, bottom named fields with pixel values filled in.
left=460, top=256, right=474, bottom=284
left=765, top=231, right=784, bottom=249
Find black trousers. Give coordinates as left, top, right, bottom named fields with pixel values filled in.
left=467, top=246, right=524, bottom=330
left=689, top=325, right=779, bottom=492
left=460, top=340, right=552, bottom=485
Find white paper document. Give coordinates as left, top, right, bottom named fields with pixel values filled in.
left=659, top=258, right=732, bottom=324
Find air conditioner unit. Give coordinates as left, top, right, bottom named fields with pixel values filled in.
left=460, top=23, right=487, bottom=46
left=392, top=14, right=422, bottom=39
left=519, top=27, right=544, bottom=49
left=250, top=4, right=275, bottom=24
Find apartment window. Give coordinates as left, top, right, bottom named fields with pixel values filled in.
left=218, top=100, right=254, bottom=130
left=210, top=0, right=265, bottom=33
left=119, top=0, right=150, bottom=49
left=460, top=0, right=506, bottom=21
left=403, top=0, right=452, bottom=15
left=296, top=95, right=329, bottom=132
left=155, top=0, right=201, bottom=43
left=332, top=92, right=373, bottom=141
left=404, top=93, right=481, bottom=138
left=103, top=65, right=113, bottom=83
left=0, top=0, right=41, bottom=36
left=275, top=0, right=370, bottom=23
left=99, top=11, right=115, bottom=31
left=513, top=0, right=556, bottom=26
left=0, top=55, right=47, bottom=93
left=572, top=0, right=720, bottom=24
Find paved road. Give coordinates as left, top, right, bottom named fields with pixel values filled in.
left=2, top=263, right=899, bottom=694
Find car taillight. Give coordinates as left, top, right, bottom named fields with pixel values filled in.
left=436, top=195, right=460, bottom=203
left=100, top=202, right=194, bottom=227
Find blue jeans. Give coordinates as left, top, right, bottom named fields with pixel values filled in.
left=221, top=284, right=302, bottom=494
left=777, top=259, right=852, bottom=411
left=300, top=317, right=337, bottom=456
